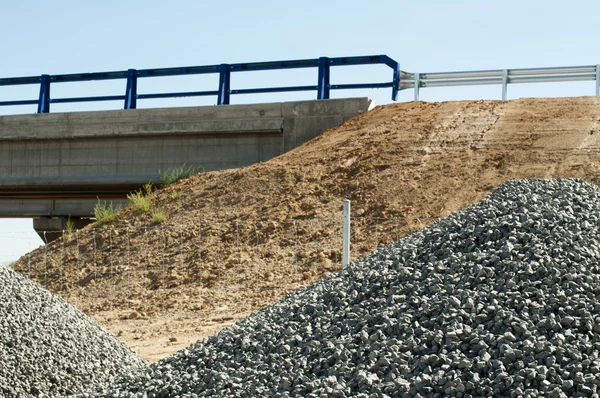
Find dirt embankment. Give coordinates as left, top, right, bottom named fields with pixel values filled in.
left=13, top=96, right=600, bottom=361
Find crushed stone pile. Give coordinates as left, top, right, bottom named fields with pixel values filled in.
left=93, top=178, right=600, bottom=397
left=0, top=266, right=146, bottom=397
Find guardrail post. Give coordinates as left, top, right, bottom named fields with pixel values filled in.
left=217, top=64, right=231, bottom=105
left=317, top=57, right=330, bottom=100
left=37, top=74, right=50, bottom=113
left=596, top=65, right=600, bottom=96
left=501, top=69, right=508, bottom=100
left=124, top=69, right=138, bottom=109
left=342, top=199, right=351, bottom=268
left=414, top=73, right=421, bottom=101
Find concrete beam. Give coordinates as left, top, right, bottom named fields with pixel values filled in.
left=0, top=98, right=373, bottom=141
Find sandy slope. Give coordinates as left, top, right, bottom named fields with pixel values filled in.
left=13, top=96, right=600, bottom=361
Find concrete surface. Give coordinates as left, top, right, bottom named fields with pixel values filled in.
left=0, top=98, right=373, bottom=222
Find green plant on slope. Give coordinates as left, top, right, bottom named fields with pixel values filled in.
left=94, top=200, right=123, bottom=224
left=171, top=189, right=183, bottom=199
left=151, top=208, right=167, bottom=224
left=160, top=164, right=204, bottom=186
left=143, top=182, right=154, bottom=196
left=127, top=183, right=155, bottom=213
left=64, top=216, right=75, bottom=235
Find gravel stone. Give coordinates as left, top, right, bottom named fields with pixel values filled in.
left=91, top=179, right=600, bottom=397
left=0, top=266, right=145, bottom=397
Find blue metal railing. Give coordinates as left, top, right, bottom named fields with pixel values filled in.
left=0, top=55, right=400, bottom=113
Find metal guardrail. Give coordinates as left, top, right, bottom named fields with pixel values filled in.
left=399, top=65, right=600, bottom=100
left=0, top=55, right=400, bottom=113
left=2, top=56, right=599, bottom=114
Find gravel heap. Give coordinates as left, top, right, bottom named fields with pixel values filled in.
left=95, top=179, right=600, bottom=397
left=0, top=266, right=146, bottom=397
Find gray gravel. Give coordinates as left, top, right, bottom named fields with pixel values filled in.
left=0, top=266, right=146, bottom=397
left=93, top=179, right=600, bottom=397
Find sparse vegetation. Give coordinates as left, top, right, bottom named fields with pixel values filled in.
left=171, top=189, right=183, bottom=199
left=151, top=208, right=167, bottom=224
left=64, top=216, right=75, bottom=235
left=127, top=183, right=154, bottom=213
left=94, top=200, right=123, bottom=224
left=160, top=164, right=203, bottom=186
left=143, top=182, right=154, bottom=195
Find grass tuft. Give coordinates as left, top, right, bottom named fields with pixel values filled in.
left=127, top=183, right=155, bottom=213
left=143, top=182, right=154, bottom=196
left=151, top=208, right=167, bottom=224
left=64, top=216, right=75, bottom=235
left=171, top=189, right=183, bottom=199
left=94, top=200, right=122, bottom=224
left=160, top=164, right=203, bottom=186
left=128, top=191, right=152, bottom=213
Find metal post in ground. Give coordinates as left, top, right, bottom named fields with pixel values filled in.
left=502, top=69, right=508, bottom=100
left=342, top=199, right=351, bottom=268
left=596, top=65, right=600, bottom=96
left=414, top=73, right=420, bottom=101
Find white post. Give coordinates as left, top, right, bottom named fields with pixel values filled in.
left=414, top=73, right=420, bottom=101
left=342, top=199, right=351, bottom=268
left=501, top=69, right=508, bottom=100
left=596, top=65, right=600, bottom=96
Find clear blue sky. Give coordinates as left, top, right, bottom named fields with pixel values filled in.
left=1, top=0, right=599, bottom=263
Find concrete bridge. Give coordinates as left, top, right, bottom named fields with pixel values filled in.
left=0, top=98, right=373, bottom=239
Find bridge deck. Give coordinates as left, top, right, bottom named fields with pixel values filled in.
left=0, top=98, right=374, bottom=218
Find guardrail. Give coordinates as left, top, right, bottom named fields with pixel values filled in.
left=0, top=55, right=400, bottom=113
left=3, top=56, right=599, bottom=114
left=400, top=65, right=600, bottom=100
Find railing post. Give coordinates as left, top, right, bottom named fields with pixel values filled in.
left=414, top=73, right=421, bottom=101
left=217, top=64, right=231, bottom=105
left=317, top=57, right=330, bottom=100
left=124, top=69, right=138, bottom=109
left=391, top=61, right=400, bottom=101
left=342, top=199, right=351, bottom=268
left=501, top=69, right=508, bottom=100
left=596, top=65, right=600, bottom=96
left=37, top=74, right=50, bottom=114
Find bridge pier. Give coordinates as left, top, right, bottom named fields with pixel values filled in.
left=34, top=217, right=94, bottom=243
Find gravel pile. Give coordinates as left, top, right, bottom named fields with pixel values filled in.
left=94, top=179, right=600, bottom=397
left=0, top=266, right=146, bottom=397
